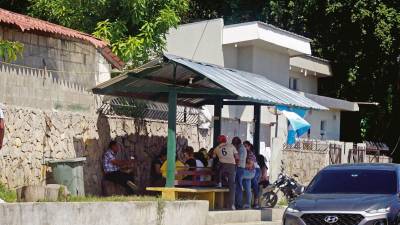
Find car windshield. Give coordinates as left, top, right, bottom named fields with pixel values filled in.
left=306, top=169, right=397, bottom=194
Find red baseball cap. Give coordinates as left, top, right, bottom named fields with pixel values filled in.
left=217, top=135, right=227, bottom=143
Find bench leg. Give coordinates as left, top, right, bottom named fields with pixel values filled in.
left=215, top=192, right=224, bottom=210
left=161, top=190, right=176, bottom=200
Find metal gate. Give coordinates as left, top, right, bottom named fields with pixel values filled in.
left=329, top=144, right=342, bottom=164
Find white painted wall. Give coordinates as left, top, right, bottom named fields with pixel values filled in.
left=289, top=70, right=318, bottom=94
left=165, top=19, right=225, bottom=66
left=305, top=109, right=341, bottom=140
left=252, top=46, right=290, bottom=86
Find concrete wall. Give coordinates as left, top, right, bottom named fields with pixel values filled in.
left=165, top=19, right=225, bottom=66
left=289, top=70, right=318, bottom=94
left=305, top=109, right=341, bottom=141
left=1, top=26, right=110, bottom=88
left=0, top=62, right=95, bottom=112
left=251, top=46, right=290, bottom=87
left=0, top=26, right=111, bottom=112
left=0, top=104, right=211, bottom=194
left=0, top=200, right=209, bottom=225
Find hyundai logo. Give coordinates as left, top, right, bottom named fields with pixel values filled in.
left=324, top=215, right=339, bottom=224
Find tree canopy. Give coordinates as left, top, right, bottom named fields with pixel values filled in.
left=27, top=0, right=189, bottom=67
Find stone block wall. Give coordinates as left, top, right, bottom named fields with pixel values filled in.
left=282, top=149, right=329, bottom=185
left=0, top=105, right=211, bottom=195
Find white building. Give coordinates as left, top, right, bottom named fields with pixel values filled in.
left=165, top=19, right=359, bottom=150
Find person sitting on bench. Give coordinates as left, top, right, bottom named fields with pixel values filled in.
left=103, top=141, right=137, bottom=194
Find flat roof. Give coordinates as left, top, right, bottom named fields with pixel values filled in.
left=223, top=21, right=312, bottom=56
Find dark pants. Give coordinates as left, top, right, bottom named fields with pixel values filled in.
left=219, top=163, right=236, bottom=209
left=105, top=171, right=135, bottom=194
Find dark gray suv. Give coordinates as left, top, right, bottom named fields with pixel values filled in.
left=284, top=163, right=400, bottom=225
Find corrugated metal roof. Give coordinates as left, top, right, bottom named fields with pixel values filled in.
left=304, top=93, right=359, bottom=111
left=165, top=54, right=327, bottom=110
left=93, top=54, right=327, bottom=110
left=0, top=8, right=125, bottom=69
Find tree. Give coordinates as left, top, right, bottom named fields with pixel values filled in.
left=264, top=0, right=399, bottom=153
left=27, top=0, right=189, bottom=67
left=0, top=40, right=23, bottom=62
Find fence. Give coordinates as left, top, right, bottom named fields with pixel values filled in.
left=284, top=139, right=392, bottom=165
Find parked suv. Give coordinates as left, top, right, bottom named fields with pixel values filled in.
left=284, top=163, right=400, bottom=225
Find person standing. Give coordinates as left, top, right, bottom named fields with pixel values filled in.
left=243, top=144, right=256, bottom=209
left=0, top=105, right=4, bottom=150
left=103, top=141, right=137, bottom=194
left=244, top=141, right=262, bottom=209
left=232, top=137, right=247, bottom=209
left=214, top=135, right=238, bottom=210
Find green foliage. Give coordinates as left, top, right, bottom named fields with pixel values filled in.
left=0, top=182, right=17, bottom=202
left=0, top=40, right=24, bottom=62
left=28, top=0, right=189, bottom=67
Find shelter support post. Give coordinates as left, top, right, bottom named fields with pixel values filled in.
left=254, top=104, right=261, bottom=155
left=166, top=89, right=177, bottom=187
left=213, top=99, right=223, bottom=147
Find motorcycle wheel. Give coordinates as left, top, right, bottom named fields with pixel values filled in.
left=261, top=191, right=278, bottom=208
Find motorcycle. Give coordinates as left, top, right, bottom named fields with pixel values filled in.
left=261, top=164, right=305, bottom=208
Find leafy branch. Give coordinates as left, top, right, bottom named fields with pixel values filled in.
left=0, top=40, right=24, bottom=62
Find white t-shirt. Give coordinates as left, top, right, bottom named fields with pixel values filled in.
left=215, top=143, right=238, bottom=164
left=0, top=108, right=4, bottom=119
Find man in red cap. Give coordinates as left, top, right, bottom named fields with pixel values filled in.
left=214, top=135, right=238, bottom=210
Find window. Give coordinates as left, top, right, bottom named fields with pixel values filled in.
left=320, top=120, right=326, bottom=131
left=289, top=77, right=298, bottom=90
left=306, top=169, right=397, bottom=194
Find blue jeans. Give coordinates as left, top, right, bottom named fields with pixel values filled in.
left=236, top=167, right=255, bottom=208
left=251, top=168, right=261, bottom=201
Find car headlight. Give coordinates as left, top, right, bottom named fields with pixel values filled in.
left=366, top=207, right=390, bottom=214
left=286, top=207, right=300, bottom=213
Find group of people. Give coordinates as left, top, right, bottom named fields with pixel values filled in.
left=102, top=136, right=268, bottom=211
left=213, top=135, right=268, bottom=210
left=149, top=135, right=268, bottom=210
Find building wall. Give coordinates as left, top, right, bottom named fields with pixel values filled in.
left=305, top=109, right=341, bottom=140
left=0, top=26, right=111, bottom=112
left=289, top=70, right=318, bottom=94
left=165, top=19, right=225, bottom=66
left=251, top=46, right=290, bottom=86
left=0, top=104, right=211, bottom=194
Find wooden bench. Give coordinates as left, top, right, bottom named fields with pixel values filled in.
left=147, top=168, right=229, bottom=209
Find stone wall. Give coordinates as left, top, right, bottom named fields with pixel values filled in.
left=282, top=149, right=329, bottom=185
left=0, top=105, right=211, bottom=195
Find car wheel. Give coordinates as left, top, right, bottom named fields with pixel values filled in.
left=262, top=191, right=278, bottom=208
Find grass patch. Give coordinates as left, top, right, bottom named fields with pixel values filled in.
left=64, top=195, right=160, bottom=202
left=0, top=183, right=17, bottom=202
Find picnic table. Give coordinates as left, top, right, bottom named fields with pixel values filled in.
left=147, top=187, right=228, bottom=209
left=147, top=167, right=229, bottom=209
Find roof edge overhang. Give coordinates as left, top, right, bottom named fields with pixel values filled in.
left=304, top=93, right=359, bottom=112
left=223, top=21, right=312, bottom=55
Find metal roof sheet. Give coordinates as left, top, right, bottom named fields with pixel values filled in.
left=165, top=54, right=327, bottom=110
left=93, top=54, right=327, bottom=110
